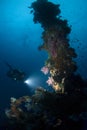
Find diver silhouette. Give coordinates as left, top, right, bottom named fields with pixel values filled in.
left=5, top=62, right=25, bottom=81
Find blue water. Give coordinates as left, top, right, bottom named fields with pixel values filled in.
left=0, top=0, right=87, bottom=128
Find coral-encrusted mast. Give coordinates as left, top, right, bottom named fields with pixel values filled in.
left=30, top=0, right=77, bottom=92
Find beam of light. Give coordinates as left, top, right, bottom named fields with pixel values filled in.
left=24, top=75, right=41, bottom=88
left=24, top=78, right=33, bottom=86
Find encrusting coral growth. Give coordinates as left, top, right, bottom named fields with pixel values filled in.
left=5, top=84, right=87, bottom=130
left=30, top=0, right=77, bottom=92
left=5, top=0, right=87, bottom=130
left=5, top=88, right=65, bottom=129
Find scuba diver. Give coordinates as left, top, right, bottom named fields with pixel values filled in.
left=5, top=62, right=25, bottom=81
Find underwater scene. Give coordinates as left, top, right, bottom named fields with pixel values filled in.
left=0, top=0, right=87, bottom=129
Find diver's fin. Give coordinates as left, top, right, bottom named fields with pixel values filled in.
left=4, top=61, right=13, bottom=70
